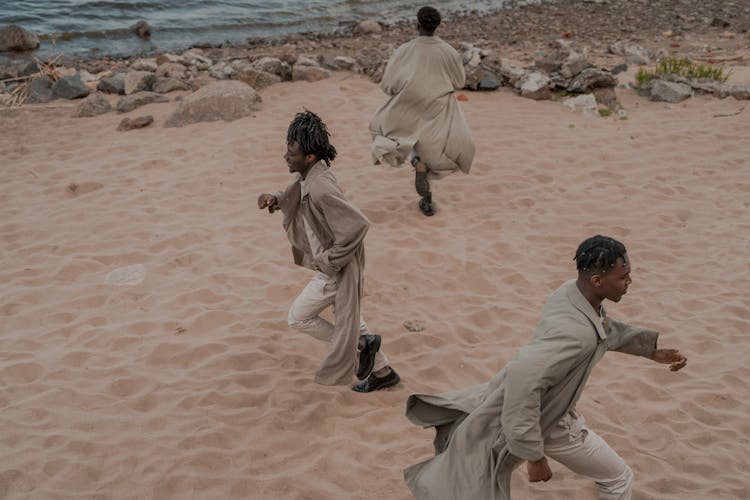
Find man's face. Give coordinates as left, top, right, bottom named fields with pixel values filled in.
left=284, top=142, right=314, bottom=175
left=596, top=255, right=632, bottom=303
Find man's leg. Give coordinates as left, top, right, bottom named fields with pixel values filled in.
left=358, top=319, right=390, bottom=373
left=408, top=150, right=434, bottom=216
left=544, top=412, right=634, bottom=500
left=287, top=273, right=336, bottom=342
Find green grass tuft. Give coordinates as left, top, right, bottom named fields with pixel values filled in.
left=635, top=57, right=730, bottom=88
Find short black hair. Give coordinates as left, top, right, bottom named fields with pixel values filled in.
left=286, top=110, right=337, bottom=165
left=574, top=235, right=627, bottom=276
left=417, top=6, right=441, bottom=33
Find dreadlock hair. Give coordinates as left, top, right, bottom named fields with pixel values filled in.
left=417, top=6, right=441, bottom=33
left=574, top=235, right=627, bottom=276
left=286, top=110, right=337, bottom=166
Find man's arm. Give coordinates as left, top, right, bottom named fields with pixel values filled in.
left=311, top=189, right=369, bottom=276
left=607, top=318, right=687, bottom=370
left=258, top=178, right=299, bottom=214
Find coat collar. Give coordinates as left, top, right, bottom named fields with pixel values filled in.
left=565, top=279, right=608, bottom=340
left=300, top=161, right=328, bottom=198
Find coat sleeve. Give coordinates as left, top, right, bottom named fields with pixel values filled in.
left=380, top=45, right=408, bottom=96
left=310, top=187, right=370, bottom=276
left=605, top=318, right=658, bottom=358
left=273, top=177, right=300, bottom=214
left=501, top=328, right=590, bottom=462
left=446, top=46, right=466, bottom=90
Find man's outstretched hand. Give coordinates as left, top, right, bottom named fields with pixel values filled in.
left=527, top=457, right=552, bottom=482
left=257, top=193, right=278, bottom=212
left=653, top=348, right=687, bottom=371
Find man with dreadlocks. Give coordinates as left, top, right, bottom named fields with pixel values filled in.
left=369, top=6, right=474, bottom=216
left=258, top=110, right=400, bottom=392
left=402, top=235, right=687, bottom=499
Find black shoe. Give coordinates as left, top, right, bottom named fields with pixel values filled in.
left=419, top=195, right=435, bottom=216
left=356, top=334, right=381, bottom=380
left=415, top=170, right=430, bottom=197
left=352, top=369, right=400, bottom=393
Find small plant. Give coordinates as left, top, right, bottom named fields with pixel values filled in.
left=634, top=57, right=730, bottom=88
left=598, top=108, right=613, bottom=117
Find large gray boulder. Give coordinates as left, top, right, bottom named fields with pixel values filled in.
left=25, top=76, right=55, bottom=103
left=52, top=74, right=90, bottom=99
left=152, top=77, right=191, bottom=94
left=650, top=80, right=692, bottom=102
left=0, top=25, right=40, bottom=52
left=72, top=92, right=113, bottom=117
left=164, top=80, right=261, bottom=128
left=116, top=91, right=169, bottom=113
left=234, top=68, right=280, bottom=90
left=97, top=73, right=126, bottom=94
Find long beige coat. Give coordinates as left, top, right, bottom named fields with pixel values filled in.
left=369, top=36, right=475, bottom=178
left=404, top=279, right=658, bottom=499
left=274, top=162, right=370, bottom=385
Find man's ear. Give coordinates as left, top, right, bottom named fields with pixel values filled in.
left=590, top=274, right=602, bottom=288
left=305, top=153, right=317, bottom=166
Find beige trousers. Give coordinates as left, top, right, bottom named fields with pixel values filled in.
left=288, top=272, right=390, bottom=374
left=544, top=412, right=634, bottom=500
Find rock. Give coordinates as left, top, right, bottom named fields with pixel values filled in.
left=72, top=92, right=112, bottom=117
left=155, top=53, right=184, bottom=65
left=0, top=65, right=16, bottom=80
left=52, top=74, right=90, bottom=99
left=355, top=20, right=383, bottom=35
left=26, top=76, right=55, bottom=103
left=611, top=63, right=628, bottom=75
left=560, top=52, right=591, bottom=78
left=333, top=56, right=357, bottom=71
left=478, top=72, right=502, bottom=91
left=209, top=62, right=234, bottom=80
left=234, top=68, right=281, bottom=90
left=534, top=50, right=562, bottom=73
left=105, top=264, right=146, bottom=285
left=650, top=80, right=692, bottom=102
left=117, top=115, right=154, bottom=131
left=567, top=67, right=617, bottom=93
left=152, top=77, right=191, bottom=94
left=0, top=25, right=40, bottom=52
left=520, top=72, right=552, bottom=100
left=592, top=87, right=619, bottom=109
left=131, top=58, right=157, bottom=72
left=726, top=83, right=750, bottom=100
left=182, top=49, right=213, bottom=70
left=124, top=71, right=155, bottom=94
left=296, top=54, right=319, bottom=67
left=155, top=62, right=187, bottom=79
left=609, top=42, right=650, bottom=65
left=710, top=17, right=731, bottom=28
left=130, top=21, right=151, bottom=39
left=564, top=94, right=598, bottom=112
left=18, top=59, right=40, bottom=77
left=164, top=80, right=261, bottom=128
left=97, top=73, right=126, bottom=94
left=77, top=69, right=97, bottom=84
left=251, top=56, right=283, bottom=76
left=495, top=58, right=526, bottom=89
left=116, top=91, right=169, bottom=113
left=292, top=64, right=331, bottom=82
left=189, top=74, right=219, bottom=89
left=464, top=66, right=485, bottom=90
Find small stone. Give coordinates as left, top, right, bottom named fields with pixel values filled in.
left=106, top=264, right=146, bottom=285
left=117, top=115, right=154, bottom=131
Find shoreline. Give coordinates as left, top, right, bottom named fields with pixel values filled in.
left=3, top=0, right=750, bottom=72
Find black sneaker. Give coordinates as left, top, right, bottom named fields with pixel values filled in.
left=419, top=194, right=435, bottom=216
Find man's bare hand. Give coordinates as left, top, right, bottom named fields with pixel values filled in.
left=653, top=348, right=687, bottom=371
left=257, top=193, right=277, bottom=211
left=527, top=457, right=552, bottom=482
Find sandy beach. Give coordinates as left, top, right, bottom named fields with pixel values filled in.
left=2, top=10, right=750, bottom=498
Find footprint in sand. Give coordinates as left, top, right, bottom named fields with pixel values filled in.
left=105, top=264, right=146, bottom=285
left=67, top=181, right=104, bottom=196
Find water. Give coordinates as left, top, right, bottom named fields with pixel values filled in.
left=0, top=0, right=526, bottom=59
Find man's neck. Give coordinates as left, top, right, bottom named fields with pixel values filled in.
left=576, top=278, right=603, bottom=313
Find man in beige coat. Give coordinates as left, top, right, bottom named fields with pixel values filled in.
left=258, top=111, right=399, bottom=392
left=404, top=235, right=687, bottom=499
left=369, top=6, right=475, bottom=216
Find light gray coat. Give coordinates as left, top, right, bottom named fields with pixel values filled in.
left=274, top=162, right=370, bottom=385
left=404, top=279, right=658, bottom=499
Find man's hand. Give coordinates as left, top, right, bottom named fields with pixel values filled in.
left=653, top=348, right=687, bottom=371
left=527, top=457, right=552, bottom=482
left=257, top=193, right=278, bottom=212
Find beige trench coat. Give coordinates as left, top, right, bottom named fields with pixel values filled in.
left=404, top=279, right=658, bottom=499
left=274, top=162, right=370, bottom=385
left=369, top=36, right=475, bottom=178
